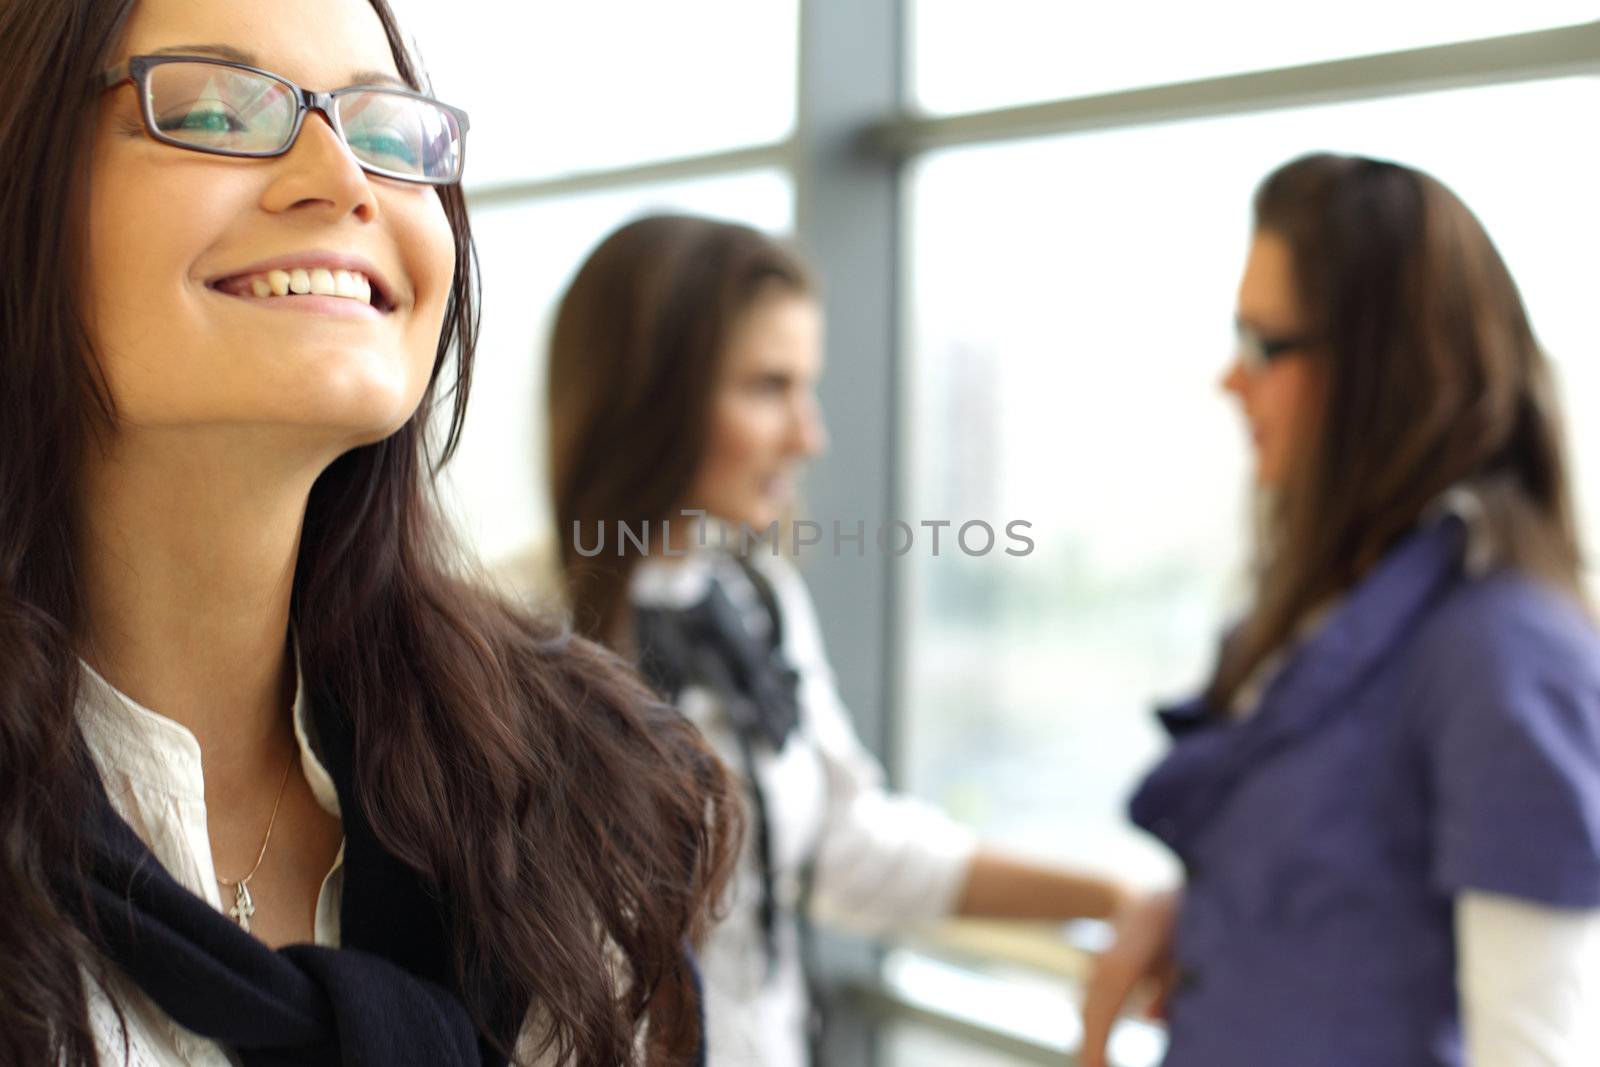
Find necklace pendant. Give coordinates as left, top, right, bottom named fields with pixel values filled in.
left=228, top=881, right=255, bottom=933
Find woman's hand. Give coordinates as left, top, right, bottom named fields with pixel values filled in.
left=1079, top=888, right=1181, bottom=1067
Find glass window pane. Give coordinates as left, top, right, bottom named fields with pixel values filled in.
left=441, top=170, right=794, bottom=562
left=392, top=1, right=799, bottom=186
left=901, top=77, right=1600, bottom=888
left=910, top=1, right=1598, bottom=115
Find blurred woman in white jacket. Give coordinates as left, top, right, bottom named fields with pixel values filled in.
left=543, top=214, right=1130, bottom=1067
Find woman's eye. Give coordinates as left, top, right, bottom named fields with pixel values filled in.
left=348, top=129, right=421, bottom=166
left=747, top=374, right=790, bottom=395
left=156, top=105, right=246, bottom=135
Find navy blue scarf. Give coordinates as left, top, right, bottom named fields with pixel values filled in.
left=79, top=692, right=705, bottom=1066
left=634, top=558, right=802, bottom=981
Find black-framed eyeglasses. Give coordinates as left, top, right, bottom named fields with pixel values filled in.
left=1235, top=322, right=1316, bottom=376
left=100, top=55, right=470, bottom=186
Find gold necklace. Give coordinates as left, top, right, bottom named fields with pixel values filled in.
left=216, top=751, right=296, bottom=933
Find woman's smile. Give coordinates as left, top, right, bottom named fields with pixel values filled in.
left=204, top=249, right=399, bottom=320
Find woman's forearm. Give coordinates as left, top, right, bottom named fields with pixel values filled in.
left=953, top=848, right=1131, bottom=921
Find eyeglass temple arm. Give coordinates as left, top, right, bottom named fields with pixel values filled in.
left=100, top=62, right=133, bottom=90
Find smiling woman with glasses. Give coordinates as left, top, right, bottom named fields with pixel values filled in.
left=0, top=2, right=739, bottom=1066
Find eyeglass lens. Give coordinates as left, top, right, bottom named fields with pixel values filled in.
left=1237, top=330, right=1269, bottom=372
left=144, top=62, right=462, bottom=182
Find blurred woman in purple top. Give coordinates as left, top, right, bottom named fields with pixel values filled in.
left=1081, top=153, right=1600, bottom=1067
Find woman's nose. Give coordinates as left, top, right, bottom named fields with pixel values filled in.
left=259, top=111, right=379, bottom=223
left=1220, top=358, right=1248, bottom=398
left=791, top=397, right=827, bottom=458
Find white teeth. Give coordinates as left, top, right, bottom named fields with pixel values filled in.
left=231, top=267, right=376, bottom=305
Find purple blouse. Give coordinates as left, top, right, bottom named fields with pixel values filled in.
left=1130, top=517, right=1600, bottom=1067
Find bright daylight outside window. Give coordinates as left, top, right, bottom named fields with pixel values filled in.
left=910, top=0, right=1599, bottom=114
left=395, top=0, right=799, bottom=185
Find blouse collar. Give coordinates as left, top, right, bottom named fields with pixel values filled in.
left=77, top=652, right=341, bottom=819
left=632, top=548, right=744, bottom=611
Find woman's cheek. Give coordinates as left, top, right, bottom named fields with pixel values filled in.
left=725, top=399, right=769, bottom=458
left=406, top=197, right=457, bottom=324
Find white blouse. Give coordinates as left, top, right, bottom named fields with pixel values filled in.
left=77, top=662, right=344, bottom=1067
left=630, top=551, right=978, bottom=1067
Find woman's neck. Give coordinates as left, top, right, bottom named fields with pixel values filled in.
left=75, top=431, right=318, bottom=790
left=644, top=508, right=715, bottom=565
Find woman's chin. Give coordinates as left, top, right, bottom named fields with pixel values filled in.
left=281, top=346, right=429, bottom=423
left=282, top=402, right=416, bottom=449
left=1253, top=461, right=1286, bottom=490
left=292, top=380, right=427, bottom=445
left=725, top=506, right=781, bottom=535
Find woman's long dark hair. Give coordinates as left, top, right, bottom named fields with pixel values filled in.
left=548, top=214, right=814, bottom=646
left=1208, top=152, right=1584, bottom=710
left=0, top=3, right=740, bottom=1065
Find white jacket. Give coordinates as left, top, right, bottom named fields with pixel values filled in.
left=630, top=551, right=978, bottom=1067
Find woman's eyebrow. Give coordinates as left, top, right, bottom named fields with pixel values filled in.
left=348, top=70, right=409, bottom=89
left=148, top=43, right=407, bottom=88
left=151, top=42, right=256, bottom=63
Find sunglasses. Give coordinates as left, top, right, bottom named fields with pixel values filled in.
left=101, top=55, right=470, bottom=185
